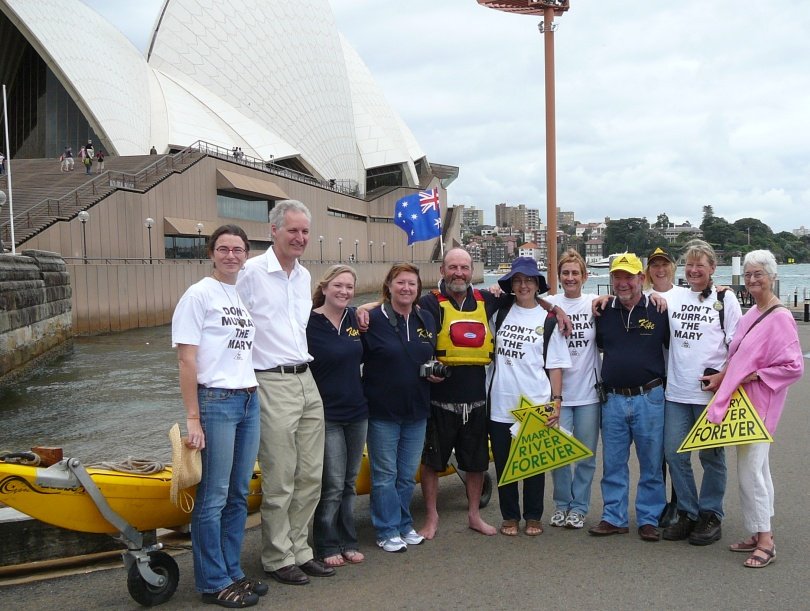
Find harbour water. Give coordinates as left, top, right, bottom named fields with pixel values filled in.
left=2, top=264, right=808, bottom=462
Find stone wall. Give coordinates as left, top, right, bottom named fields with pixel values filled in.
left=0, top=250, right=73, bottom=382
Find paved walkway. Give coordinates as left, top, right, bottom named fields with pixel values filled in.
left=3, top=327, right=809, bottom=610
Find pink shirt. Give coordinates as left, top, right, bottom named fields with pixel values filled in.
left=707, top=306, right=803, bottom=434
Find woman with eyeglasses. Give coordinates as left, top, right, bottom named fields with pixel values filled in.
left=172, top=224, right=267, bottom=607
left=703, top=250, right=803, bottom=568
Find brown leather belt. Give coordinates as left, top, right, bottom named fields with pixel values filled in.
left=256, top=363, right=309, bottom=374
left=607, top=378, right=664, bottom=397
left=198, top=384, right=257, bottom=393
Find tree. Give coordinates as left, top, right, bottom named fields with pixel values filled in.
left=653, top=213, right=670, bottom=229
left=604, top=218, right=662, bottom=255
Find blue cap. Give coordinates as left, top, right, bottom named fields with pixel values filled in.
left=498, top=257, right=549, bottom=294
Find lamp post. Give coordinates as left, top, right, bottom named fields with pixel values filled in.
left=144, top=217, right=154, bottom=264
left=477, top=0, right=570, bottom=292
left=411, top=244, right=414, bottom=263
left=319, top=235, right=324, bottom=263
left=382, top=241, right=386, bottom=262
left=78, top=210, right=89, bottom=263
left=354, top=239, right=359, bottom=262
left=338, top=237, right=343, bottom=262
left=747, top=227, right=751, bottom=246
left=196, top=223, right=204, bottom=259
left=369, top=241, right=374, bottom=264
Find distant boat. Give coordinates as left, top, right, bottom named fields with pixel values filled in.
left=588, top=253, right=625, bottom=269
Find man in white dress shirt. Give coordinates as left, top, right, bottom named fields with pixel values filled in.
left=237, top=200, right=333, bottom=585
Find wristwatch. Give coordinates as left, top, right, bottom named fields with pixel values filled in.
left=552, top=395, right=563, bottom=401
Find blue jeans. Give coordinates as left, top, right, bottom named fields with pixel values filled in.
left=600, top=386, right=665, bottom=528
left=366, top=418, right=426, bottom=540
left=664, top=400, right=726, bottom=520
left=552, top=402, right=600, bottom=515
left=313, top=419, right=368, bottom=557
left=490, top=420, right=544, bottom=521
left=192, top=387, right=260, bottom=593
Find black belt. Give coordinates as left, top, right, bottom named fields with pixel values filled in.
left=198, top=384, right=257, bottom=393
left=607, top=378, right=663, bottom=397
left=257, top=363, right=309, bottom=374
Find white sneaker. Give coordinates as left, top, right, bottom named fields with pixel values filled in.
left=376, top=536, right=407, bottom=553
left=565, top=511, right=585, bottom=529
left=550, top=509, right=568, bottom=527
left=401, top=529, right=425, bottom=545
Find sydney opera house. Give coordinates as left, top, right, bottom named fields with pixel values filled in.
left=0, top=0, right=459, bottom=332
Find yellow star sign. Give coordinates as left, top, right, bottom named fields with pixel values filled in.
left=498, top=396, right=594, bottom=486
left=677, top=385, right=772, bottom=453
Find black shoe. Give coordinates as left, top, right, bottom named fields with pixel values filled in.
left=688, top=512, right=722, bottom=546
left=662, top=512, right=698, bottom=541
left=266, top=564, right=309, bottom=585
left=299, top=559, right=335, bottom=577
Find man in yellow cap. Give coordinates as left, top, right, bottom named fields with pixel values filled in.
left=589, top=254, right=670, bottom=542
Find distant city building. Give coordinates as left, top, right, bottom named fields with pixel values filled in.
left=575, top=221, right=606, bottom=238
left=465, top=240, right=483, bottom=262
left=495, top=203, right=540, bottom=232
left=585, top=238, right=605, bottom=264
left=557, top=208, right=576, bottom=228
left=518, top=241, right=541, bottom=260
left=793, top=225, right=809, bottom=237
left=661, top=222, right=702, bottom=243
left=458, top=205, right=485, bottom=231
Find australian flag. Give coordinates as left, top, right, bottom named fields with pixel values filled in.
left=394, top=188, right=442, bottom=245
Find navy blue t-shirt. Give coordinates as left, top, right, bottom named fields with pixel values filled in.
left=362, top=304, right=436, bottom=422
left=307, top=307, right=368, bottom=422
left=596, top=295, right=669, bottom=388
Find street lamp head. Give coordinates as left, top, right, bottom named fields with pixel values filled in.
left=144, top=217, right=154, bottom=229
left=319, top=235, right=324, bottom=242
left=0, top=189, right=6, bottom=207
left=78, top=210, right=89, bottom=223
left=195, top=222, right=204, bottom=233
left=338, top=237, right=343, bottom=243
left=382, top=242, right=386, bottom=247
left=355, top=239, right=359, bottom=244
left=369, top=241, right=373, bottom=246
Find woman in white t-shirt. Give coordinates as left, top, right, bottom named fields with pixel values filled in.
left=172, top=225, right=266, bottom=607
left=489, top=257, right=571, bottom=537
left=546, top=249, right=601, bottom=530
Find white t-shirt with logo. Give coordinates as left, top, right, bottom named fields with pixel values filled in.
left=547, top=293, right=601, bottom=406
left=664, top=286, right=742, bottom=404
left=489, top=304, right=572, bottom=424
left=172, top=277, right=258, bottom=389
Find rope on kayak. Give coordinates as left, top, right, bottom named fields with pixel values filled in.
left=90, top=457, right=166, bottom=474
left=0, top=451, right=41, bottom=465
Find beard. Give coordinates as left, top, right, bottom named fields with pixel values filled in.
left=446, top=278, right=470, bottom=293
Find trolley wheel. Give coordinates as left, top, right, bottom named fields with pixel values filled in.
left=479, top=471, right=493, bottom=509
left=126, top=551, right=179, bottom=607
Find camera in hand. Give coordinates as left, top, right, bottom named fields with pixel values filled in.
left=702, top=367, right=720, bottom=388
left=420, top=360, right=451, bottom=379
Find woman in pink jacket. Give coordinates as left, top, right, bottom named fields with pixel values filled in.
left=703, top=250, right=803, bottom=568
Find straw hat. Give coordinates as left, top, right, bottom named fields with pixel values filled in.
left=169, top=423, right=202, bottom=512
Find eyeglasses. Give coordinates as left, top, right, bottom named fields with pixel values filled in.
left=215, top=246, right=246, bottom=255
left=743, top=271, right=767, bottom=280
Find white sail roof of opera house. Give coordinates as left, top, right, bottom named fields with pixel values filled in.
left=1, top=0, right=426, bottom=188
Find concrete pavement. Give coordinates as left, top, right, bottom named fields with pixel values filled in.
left=2, top=327, right=808, bottom=610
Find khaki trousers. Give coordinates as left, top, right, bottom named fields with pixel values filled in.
left=255, top=370, right=324, bottom=571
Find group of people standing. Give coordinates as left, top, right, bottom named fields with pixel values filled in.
left=171, top=205, right=803, bottom=607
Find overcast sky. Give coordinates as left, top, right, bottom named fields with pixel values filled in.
left=81, top=0, right=810, bottom=233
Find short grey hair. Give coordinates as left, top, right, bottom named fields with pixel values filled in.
left=268, top=199, right=311, bottom=229
left=743, top=249, right=778, bottom=278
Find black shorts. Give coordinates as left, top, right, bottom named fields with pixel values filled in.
left=422, top=401, right=489, bottom=472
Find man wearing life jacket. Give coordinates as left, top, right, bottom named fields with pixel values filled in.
left=417, top=248, right=568, bottom=539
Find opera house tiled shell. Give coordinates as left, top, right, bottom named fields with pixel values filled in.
left=0, top=0, right=425, bottom=192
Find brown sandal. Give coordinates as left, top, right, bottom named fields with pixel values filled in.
left=201, top=582, right=260, bottom=608
left=525, top=519, right=543, bottom=536
left=342, top=550, right=365, bottom=564
left=500, top=519, right=519, bottom=536
left=729, top=534, right=758, bottom=553
left=744, top=545, right=775, bottom=568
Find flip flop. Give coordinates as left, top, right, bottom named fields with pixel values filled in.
left=500, top=519, right=519, bottom=536
left=342, top=550, right=365, bottom=564
left=744, top=545, right=775, bottom=568
left=322, top=554, right=346, bottom=568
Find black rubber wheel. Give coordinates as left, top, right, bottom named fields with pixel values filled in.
left=126, top=551, right=179, bottom=607
left=479, top=471, right=493, bottom=508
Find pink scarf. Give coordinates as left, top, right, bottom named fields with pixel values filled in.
left=707, top=306, right=803, bottom=434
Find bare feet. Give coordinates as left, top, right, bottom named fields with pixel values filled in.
left=468, top=514, right=497, bottom=536
left=418, top=514, right=439, bottom=540
left=322, top=554, right=346, bottom=568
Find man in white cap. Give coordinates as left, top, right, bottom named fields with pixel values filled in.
left=589, top=253, right=670, bottom=542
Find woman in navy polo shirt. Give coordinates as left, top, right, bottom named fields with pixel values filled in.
left=362, top=263, right=438, bottom=553
left=307, top=265, right=368, bottom=568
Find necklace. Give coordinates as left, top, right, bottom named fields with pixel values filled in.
left=622, top=303, right=635, bottom=333
left=757, top=295, right=779, bottom=312
left=212, top=273, right=247, bottom=360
